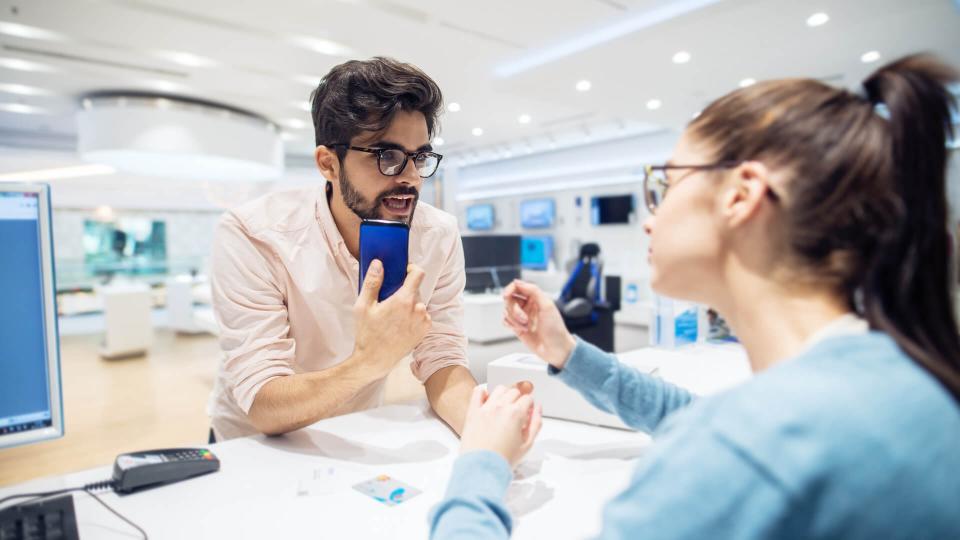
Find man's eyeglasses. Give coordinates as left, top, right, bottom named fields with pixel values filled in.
left=328, top=144, right=443, bottom=178
left=643, top=161, right=778, bottom=214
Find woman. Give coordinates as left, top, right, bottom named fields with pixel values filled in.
left=430, top=54, right=960, bottom=538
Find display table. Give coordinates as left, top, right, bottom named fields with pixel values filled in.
left=0, top=401, right=648, bottom=539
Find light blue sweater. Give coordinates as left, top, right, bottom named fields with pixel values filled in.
left=429, top=333, right=960, bottom=539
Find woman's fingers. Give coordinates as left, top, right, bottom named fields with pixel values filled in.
left=486, top=383, right=508, bottom=405
left=510, top=301, right=529, bottom=324
left=503, top=310, right=528, bottom=332
left=514, top=380, right=534, bottom=395
left=469, top=384, right=487, bottom=410
left=512, top=395, right=534, bottom=422
left=523, top=404, right=544, bottom=448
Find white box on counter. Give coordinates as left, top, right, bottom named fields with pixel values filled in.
left=486, top=344, right=751, bottom=430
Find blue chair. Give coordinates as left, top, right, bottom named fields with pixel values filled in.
left=556, top=243, right=620, bottom=352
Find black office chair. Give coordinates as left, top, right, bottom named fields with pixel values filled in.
left=556, top=243, right=621, bottom=352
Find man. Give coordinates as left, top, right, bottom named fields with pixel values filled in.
left=207, top=57, right=477, bottom=440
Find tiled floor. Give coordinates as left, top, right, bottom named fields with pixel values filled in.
left=0, top=324, right=647, bottom=487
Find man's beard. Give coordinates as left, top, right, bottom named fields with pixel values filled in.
left=338, top=168, right=419, bottom=224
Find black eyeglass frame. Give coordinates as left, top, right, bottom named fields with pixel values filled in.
left=642, top=161, right=779, bottom=214
left=327, top=144, right=443, bottom=178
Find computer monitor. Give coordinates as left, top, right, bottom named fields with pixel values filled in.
left=0, top=183, right=64, bottom=449
left=461, top=235, right=521, bottom=292
left=520, top=198, right=555, bottom=229
left=521, top=235, right=554, bottom=270
left=465, top=204, right=494, bottom=231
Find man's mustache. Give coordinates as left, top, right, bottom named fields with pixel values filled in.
left=377, top=186, right=419, bottom=201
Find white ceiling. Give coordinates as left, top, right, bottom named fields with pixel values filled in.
left=0, top=0, right=958, bottom=169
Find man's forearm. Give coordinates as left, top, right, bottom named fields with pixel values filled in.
left=247, top=354, right=380, bottom=435
left=425, top=365, right=477, bottom=435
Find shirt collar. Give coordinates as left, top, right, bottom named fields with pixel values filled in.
left=316, top=181, right=347, bottom=250
left=799, top=312, right=869, bottom=355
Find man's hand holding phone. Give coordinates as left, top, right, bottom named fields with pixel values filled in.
left=352, top=260, right=432, bottom=378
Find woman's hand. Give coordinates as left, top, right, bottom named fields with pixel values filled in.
left=502, top=280, right=577, bottom=370
left=459, top=385, right=543, bottom=468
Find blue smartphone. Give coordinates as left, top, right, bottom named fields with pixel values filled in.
left=359, top=219, right=410, bottom=302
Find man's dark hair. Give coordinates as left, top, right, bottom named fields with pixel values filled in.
left=310, top=57, right=443, bottom=153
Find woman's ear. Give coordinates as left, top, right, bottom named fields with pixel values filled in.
left=315, top=145, right=339, bottom=182
left=722, top=160, right=773, bottom=227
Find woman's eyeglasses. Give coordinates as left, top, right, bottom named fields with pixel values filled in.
left=642, top=161, right=778, bottom=214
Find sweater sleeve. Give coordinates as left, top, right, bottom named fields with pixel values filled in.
left=550, top=338, right=696, bottom=432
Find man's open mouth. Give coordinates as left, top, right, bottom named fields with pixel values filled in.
left=381, top=194, right=415, bottom=213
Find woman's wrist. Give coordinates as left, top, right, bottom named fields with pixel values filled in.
left=549, top=333, right=578, bottom=370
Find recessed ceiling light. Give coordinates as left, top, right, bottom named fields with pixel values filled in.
left=0, top=21, right=64, bottom=41
left=861, top=50, right=881, bottom=64
left=292, top=100, right=312, bottom=112
left=0, top=57, right=55, bottom=72
left=433, top=137, right=445, bottom=146
left=0, top=102, right=48, bottom=114
left=576, top=80, right=592, bottom=92
left=283, top=118, right=308, bottom=129
left=287, top=36, right=353, bottom=57
left=692, top=110, right=702, bottom=119
left=472, top=127, right=483, bottom=136
left=447, top=102, right=461, bottom=112
left=739, top=78, right=756, bottom=88
left=672, top=51, right=691, bottom=64
left=518, top=114, right=532, bottom=124
left=0, top=83, right=51, bottom=96
left=152, top=50, right=217, bottom=68
left=646, top=99, right=662, bottom=110
left=806, top=12, right=829, bottom=27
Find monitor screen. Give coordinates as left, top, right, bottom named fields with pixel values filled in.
left=521, top=236, right=554, bottom=270
left=591, top=194, right=635, bottom=225
left=0, top=185, right=63, bottom=448
left=462, top=235, right=522, bottom=292
left=520, top=199, right=555, bottom=229
left=466, top=204, right=494, bottom=231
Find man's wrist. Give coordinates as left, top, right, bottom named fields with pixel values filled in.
left=342, top=348, right=384, bottom=383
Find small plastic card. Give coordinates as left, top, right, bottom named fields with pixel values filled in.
left=352, top=474, right=422, bottom=506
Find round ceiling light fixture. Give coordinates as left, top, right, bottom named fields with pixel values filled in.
left=76, top=92, right=284, bottom=181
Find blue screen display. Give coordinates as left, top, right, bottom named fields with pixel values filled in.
left=0, top=192, right=53, bottom=436
left=520, top=199, right=555, bottom=229
left=466, top=204, right=494, bottom=231
left=521, top=236, right=553, bottom=270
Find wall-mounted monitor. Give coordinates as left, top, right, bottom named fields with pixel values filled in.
left=466, top=204, right=495, bottom=231
left=521, top=236, right=554, bottom=271
left=520, top=198, right=555, bottom=229
left=591, top=194, right=635, bottom=225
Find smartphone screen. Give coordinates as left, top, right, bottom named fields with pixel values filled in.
left=359, top=220, right=410, bottom=302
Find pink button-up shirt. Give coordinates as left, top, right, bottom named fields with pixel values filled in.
left=207, top=186, right=467, bottom=440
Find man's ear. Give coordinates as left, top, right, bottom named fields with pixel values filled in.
left=315, top=145, right=339, bottom=182
left=721, top=160, right=773, bottom=228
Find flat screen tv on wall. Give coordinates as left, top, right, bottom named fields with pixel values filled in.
left=466, top=204, right=495, bottom=231
left=591, top=194, right=635, bottom=225
left=520, top=198, right=555, bottom=229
